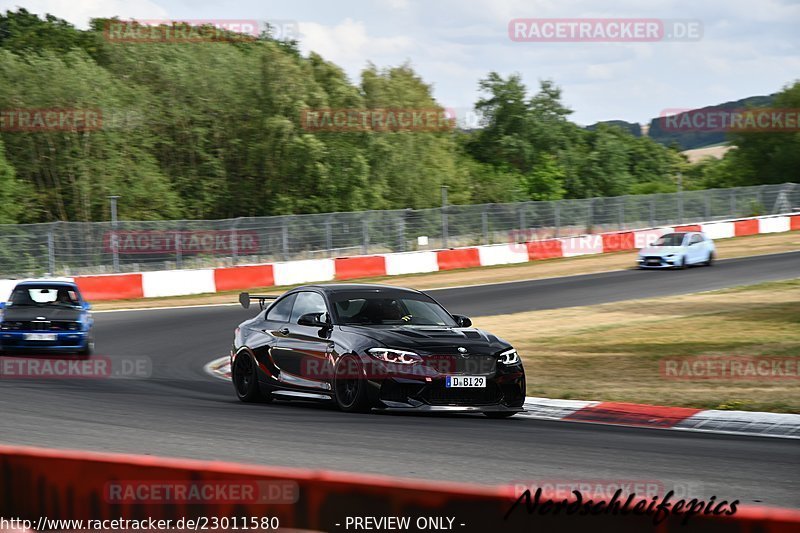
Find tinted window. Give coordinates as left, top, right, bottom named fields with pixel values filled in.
left=690, top=234, right=703, bottom=244
left=266, top=294, right=296, bottom=322
left=332, top=293, right=456, bottom=326
left=8, top=286, right=80, bottom=307
left=290, top=292, right=327, bottom=324
left=653, top=233, right=686, bottom=246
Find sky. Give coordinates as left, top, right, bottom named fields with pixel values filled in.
left=3, top=0, right=798, bottom=125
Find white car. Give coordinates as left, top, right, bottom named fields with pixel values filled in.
left=637, top=231, right=716, bottom=269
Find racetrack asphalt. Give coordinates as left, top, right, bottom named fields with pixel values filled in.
left=1, top=251, right=798, bottom=507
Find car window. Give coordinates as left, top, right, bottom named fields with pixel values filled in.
left=266, top=294, right=296, bottom=323
left=653, top=233, right=686, bottom=247
left=9, top=286, right=79, bottom=306
left=690, top=234, right=703, bottom=245
left=290, top=292, right=327, bottom=324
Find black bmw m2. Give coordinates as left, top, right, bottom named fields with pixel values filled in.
left=231, top=284, right=526, bottom=417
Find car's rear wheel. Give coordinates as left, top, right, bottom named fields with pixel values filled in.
left=334, top=354, right=370, bottom=413
left=232, top=351, right=269, bottom=403
left=484, top=411, right=517, bottom=419
left=705, top=251, right=715, bottom=266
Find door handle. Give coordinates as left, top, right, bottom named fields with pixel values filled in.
left=279, top=327, right=290, bottom=335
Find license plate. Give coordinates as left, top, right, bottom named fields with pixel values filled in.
left=24, top=333, right=57, bottom=341
left=446, top=376, right=486, bottom=388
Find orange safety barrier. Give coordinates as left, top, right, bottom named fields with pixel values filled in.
left=213, top=265, right=275, bottom=292
left=734, top=219, right=760, bottom=236
left=601, top=232, right=635, bottom=253
left=526, top=239, right=563, bottom=260
left=75, top=274, right=144, bottom=301
left=436, top=248, right=482, bottom=271
left=790, top=214, right=800, bottom=231
left=674, top=224, right=702, bottom=232
left=1, top=445, right=799, bottom=532
left=334, top=256, right=387, bottom=280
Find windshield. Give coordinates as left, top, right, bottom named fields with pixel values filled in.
left=332, top=293, right=456, bottom=326
left=8, top=286, right=80, bottom=307
left=652, top=233, right=686, bottom=247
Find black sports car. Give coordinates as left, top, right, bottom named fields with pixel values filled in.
left=231, top=284, right=526, bottom=417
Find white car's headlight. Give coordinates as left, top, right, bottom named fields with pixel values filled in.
left=499, top=348, right=520, bottom=365
left=368, top=348, right=422, bottom=364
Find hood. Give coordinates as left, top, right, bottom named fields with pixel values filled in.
left=2, top=305, right=83, bottom=322
left=338, top=325, right=509, bottom=355
left=640, top=245, right=685, bottom=256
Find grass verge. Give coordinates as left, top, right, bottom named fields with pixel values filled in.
left=473, top=279, right=800, bottom=413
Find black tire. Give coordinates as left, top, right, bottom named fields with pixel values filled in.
left=232, top=351, right=268, bottom=403
left=677, top=255, right=687, bottom=269
left=705, top=251, right=715, bottom=266
left=484, top=411, right=517, bottom=419
left=78, top=338, right=94, bottom=356
left=333, top=354, right=371, bottom=413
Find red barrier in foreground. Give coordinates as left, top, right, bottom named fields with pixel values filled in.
left=1, top=445, right=799, bottom=532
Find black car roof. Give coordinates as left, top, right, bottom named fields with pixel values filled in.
left=294, top=283, right=424, bottom=295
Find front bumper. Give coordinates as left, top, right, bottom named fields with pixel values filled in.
left=372, top=368, right=526, bottom=411
left=637, top=256, right=680, bottom=268
left=0, top=331, right=89, bottom=351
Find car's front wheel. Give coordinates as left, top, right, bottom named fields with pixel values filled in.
left=232, top=351, right=269, bottom=403
left=333, top=354, right=371, bottom=413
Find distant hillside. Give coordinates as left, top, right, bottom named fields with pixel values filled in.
left=586, top=94, right=776, bottom=150
left=647, top=95, right=776, bottom=150
left=585, top=120, right=641, bottom=136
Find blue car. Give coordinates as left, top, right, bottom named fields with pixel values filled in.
left=0, top=280, right=94, bottom=355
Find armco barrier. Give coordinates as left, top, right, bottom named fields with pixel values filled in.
left=1, top=444, right=799, bottom=532
left=0, top=214, right=797, bottom=302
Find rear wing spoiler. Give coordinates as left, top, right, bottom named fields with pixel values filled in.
left=238, top=292, right=279, bottom=310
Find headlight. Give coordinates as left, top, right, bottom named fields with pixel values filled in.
left=368, top=348, right=422, bottom=365
left=499, top=348, right=520, bottom=365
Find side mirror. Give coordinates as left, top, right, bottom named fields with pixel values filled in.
left=453, top=315, right=472, bottom=328
left=298, top=312, right=330, bottom=328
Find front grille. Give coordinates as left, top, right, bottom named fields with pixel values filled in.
left=425, top=381, right=501, bottom=406
left=644, top=256, right=663, bottom=265
left=423, top=355, right=496, bottom=375
left=1, top=321, right=81, bottom=331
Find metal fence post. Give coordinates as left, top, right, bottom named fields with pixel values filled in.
left=441, top=186, right=449, bottom=248
left=175, top=228, right=182, bottom=269
left=678, top=190, right=684, bottom=224
left=325, top=217, right=333, bottom=257
left=281, top=217, right=289, bottom=261
left=47, top=222, right=56, bottom=275
left=730, top=189, right=736, bottom=217
left=649, top=198, right=655, bottom=227
left=554, top=202, right=560, bottom=238
left=587, top=199, right=593, bottom=231
left=618, top=199, right=625, bottom=231
left=481, top=208, right=489, bottom=245
left=361, top=215, right=370, bottom=255
left=231, top=218, right=241, bottom=265
left=705, top=190, right=711, bottom=220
